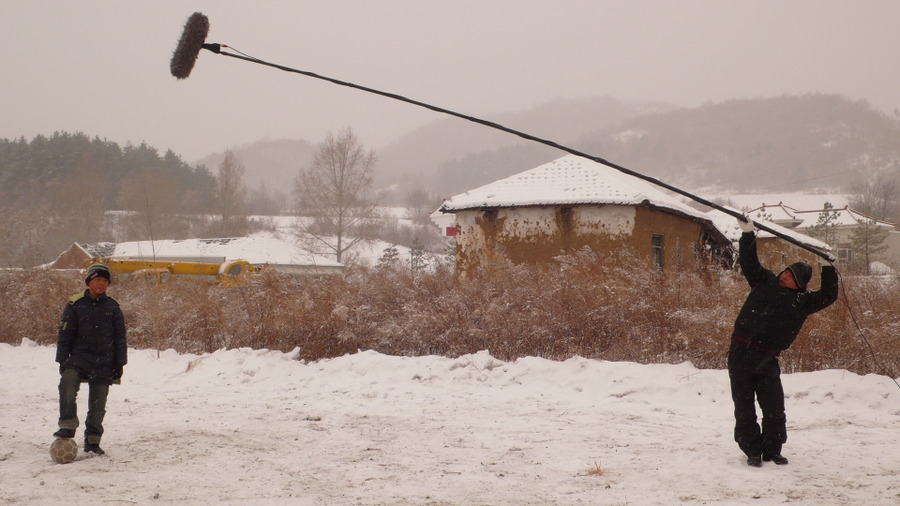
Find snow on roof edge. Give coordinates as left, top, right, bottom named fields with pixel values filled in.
left=440, top=155, right=713, bottom=224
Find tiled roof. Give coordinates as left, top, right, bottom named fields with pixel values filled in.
left=78, top=242, right=116, bottom=258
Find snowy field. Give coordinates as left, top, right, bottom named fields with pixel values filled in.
left=1, top=339, right=897, bottom=505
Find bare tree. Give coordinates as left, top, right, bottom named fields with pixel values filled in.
left=293, top=128, right=379, bottom=263
left=117, top=168, right=189, bottom=240
left=850, top=170, right=899, bottom=222
left=214, top=150, right=249, bottom=236
left=247, top=181, right=288, bottom=216
left=404, top=186, right=440, bottom=225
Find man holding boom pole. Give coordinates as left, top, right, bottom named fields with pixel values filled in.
left=728, top=217, right=839, bottom=467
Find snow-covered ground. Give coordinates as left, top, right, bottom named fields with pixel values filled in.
left=1, top=339, right=897, bottom=505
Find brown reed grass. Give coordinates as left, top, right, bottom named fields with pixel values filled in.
left=2, top=253, right=897, bottom=377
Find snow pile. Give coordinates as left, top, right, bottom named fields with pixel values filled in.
left=1, top=340, right=897, bottom=505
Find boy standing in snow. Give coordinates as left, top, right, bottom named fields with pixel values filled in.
left=54, top=263, right=127, bottom=455
left=728, top=217, right=838, bottom=467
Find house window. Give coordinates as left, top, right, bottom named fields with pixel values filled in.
left=558, top=206, right=574, bottom=233
left=836, top=244, right=851, bottom=262
left=651, top=234, right=664, bottom=270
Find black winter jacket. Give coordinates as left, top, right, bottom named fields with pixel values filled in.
left=56, top=290, right=127, bottom=384
left=731, top=232, right=838, bottom=354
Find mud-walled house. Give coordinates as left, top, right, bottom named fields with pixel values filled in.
left=436, top=155, right=732, bottom=276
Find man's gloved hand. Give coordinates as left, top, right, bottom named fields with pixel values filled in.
left=738, top=216, right=756, bottom=233
left=59, top=365, right=65, bottom=375
left=819, top=252, right=837, bottom=265
left=112, top=367, right=123, bottom=381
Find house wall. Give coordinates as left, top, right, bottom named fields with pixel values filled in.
left=804, top=226, right=900, bottom=269
left=454, top=204, right=710, bottom=274
left=885, top=231, right=900, bottom=268
left=833, top=227, right=900, bottom=269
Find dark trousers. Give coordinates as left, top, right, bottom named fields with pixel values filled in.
left=58, top=368, right=109, bottom=444
left=727, top=342, right=786, bottom=457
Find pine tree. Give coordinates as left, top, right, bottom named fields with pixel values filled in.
left=409, top=237, right=429, bottom=274
left=444, top=237, right=457, bottom=266
left=377, top=244, right=400, bottom=271
left=806, top=202, right=840, bottom=246
left=849, top=219, right=889, bottom=274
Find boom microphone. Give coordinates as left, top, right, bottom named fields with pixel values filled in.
left=170, top=12, right=219, bottom=79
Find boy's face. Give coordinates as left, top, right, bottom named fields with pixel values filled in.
left=87, top=276, right=109, bottom=298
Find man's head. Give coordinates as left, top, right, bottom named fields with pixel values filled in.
left=84, top=264, right=111, bottom=297
left=779, top=261, right=812, bottom=291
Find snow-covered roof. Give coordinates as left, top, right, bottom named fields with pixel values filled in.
left=439, top=154, right=712, bottom=223
left=718, top=194, right=851, bottom=212
left=110, top=235, right=342, bottom=268
left=792, top=207, right=896, bottom=229
left=746, top=203, right=802, bottom=225
left=78, top=242, right=117, bottom=258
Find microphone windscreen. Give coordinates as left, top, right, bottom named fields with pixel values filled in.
left=170, top=12, right=210, bottom=79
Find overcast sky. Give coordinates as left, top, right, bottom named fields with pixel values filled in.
left=3, top=1, right=899, bottom=163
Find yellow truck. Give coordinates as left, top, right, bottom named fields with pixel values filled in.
left=89, top=258, right=260, bottom=285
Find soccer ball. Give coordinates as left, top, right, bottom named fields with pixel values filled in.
left=50, top=438, right=79, bottom=464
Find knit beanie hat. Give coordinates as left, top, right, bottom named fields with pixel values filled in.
left=786, top=261, right=812, bottom=291
left=85, top=264, right=111, bottom=285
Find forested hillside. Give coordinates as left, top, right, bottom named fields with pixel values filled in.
left=576, top=94, right=900, bottom=192
left=0, top=132, right=215, bottom=266
left=431, top=94, right=900, bottom=195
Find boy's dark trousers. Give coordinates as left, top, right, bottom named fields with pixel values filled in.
left=58, top=368, right=109, bottom=445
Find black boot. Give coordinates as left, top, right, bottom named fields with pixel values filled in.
left=763, top=453, right=788, bottom=465
left=746, top=454, right=763, bottom=467
left=53, top=429, right=75, bottom=439
left=84, top=443, right=105, bottom=455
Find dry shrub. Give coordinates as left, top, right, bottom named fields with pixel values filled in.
left=0, top=269, right=78, bottom=344
left=2, top=259, right=897, bottom=377
left=584, top=462, right=605, bottom=477
left=234, top=269, right=363, bottom=359
left=784, top=274, right=899, bottom=376
left=116, top=276, right=227, bottom=354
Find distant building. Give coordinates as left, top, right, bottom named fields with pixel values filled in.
left=47, top=236, right=343, bottom=275
left=436, top=155, right=734, bottom=276
left=48, top=243, right=116, bottom=269
left=748, top=203, right=898, bottom=267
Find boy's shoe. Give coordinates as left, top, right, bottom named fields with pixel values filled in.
left=746, top=454, right=763, bottom=467
left=763, top=453, right=789, bottom=465
left=83, top=443, right=105, bottom=455
left=53, top=429, right=75, bottom=439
